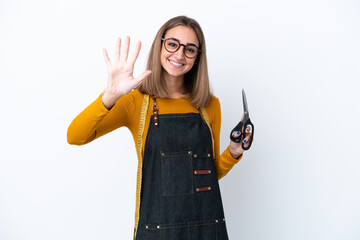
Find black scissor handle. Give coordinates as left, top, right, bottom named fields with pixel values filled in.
left=230, top=118, right=254, bottom=151
left=242, top=119, right=254, bottom=150
left=230, top=120, right=244, bottom=143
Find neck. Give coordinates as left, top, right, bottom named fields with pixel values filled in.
left=163, top=73, right=188, bottom=98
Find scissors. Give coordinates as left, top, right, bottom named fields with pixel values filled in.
left=230, top=89, right=254, bottom=150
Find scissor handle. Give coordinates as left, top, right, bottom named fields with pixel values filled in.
left=230, top=118, right=254, bottom=150
left=230, top=120, right=244, bottom=143
left=241, top=118, right=254, bottom=150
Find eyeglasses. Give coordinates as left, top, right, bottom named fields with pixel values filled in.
left=161, top=38, right=201, bottom=59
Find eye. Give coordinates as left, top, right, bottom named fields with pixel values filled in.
left=169, top=42, right=177, bottom=47
left=166, top=40, right=178, bottom=49
left=185, top=46, right=196, bottom=54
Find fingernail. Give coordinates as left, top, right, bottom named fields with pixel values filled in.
left=237, top=131, right=240, bottom=135
left=243, top=139, right=247, bottom=143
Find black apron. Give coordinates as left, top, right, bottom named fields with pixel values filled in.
left=135, top=103, right=229, bottom=240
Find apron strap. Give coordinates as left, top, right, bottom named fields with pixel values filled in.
left=200, top=107, right=215, bottom=160
left=134, top=93, right=149, bottom=239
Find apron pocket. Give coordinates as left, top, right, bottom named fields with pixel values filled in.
left=145, top=222, right=189, bottom=240
left=160, top=150, right=194, bottom=196
left=215, top=218, right=229, bottom=240
left=145, top=218, right=227, bottom=240
left=145, top=228, right=160, bottom=240
left=189, top=218, right=228, bottom=240
left=193, top=152, right=215, bottom=190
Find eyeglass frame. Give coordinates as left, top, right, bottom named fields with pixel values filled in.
left=161, top=38, right=201, bottom=59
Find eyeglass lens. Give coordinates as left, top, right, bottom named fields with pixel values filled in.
left=164, top=39, right=199, bottom=58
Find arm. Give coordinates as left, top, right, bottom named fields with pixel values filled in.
left=209, top=97, right=243, bottom=180
left=67, top=92, right=136, bottom=145
left=67, top=36, right=151, bottom=145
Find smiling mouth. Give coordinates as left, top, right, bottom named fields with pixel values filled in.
left=168, top=59, right=185, bottom=67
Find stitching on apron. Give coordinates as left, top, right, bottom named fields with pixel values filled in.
left=145, top=218, right=225, bottom=230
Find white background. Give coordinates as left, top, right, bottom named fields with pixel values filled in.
left=1, top=0, right=359, bottom=239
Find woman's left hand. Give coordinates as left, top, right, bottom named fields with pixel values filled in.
left=229, top=114, right=253, bottom=159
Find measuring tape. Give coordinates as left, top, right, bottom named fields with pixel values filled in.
left=200, top=107, right=215, bottom=159
left=134, top=94, right=149, bottom=239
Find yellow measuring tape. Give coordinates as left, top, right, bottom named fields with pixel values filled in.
left=200, top=107, right=215, bottom=158
left=134, top=94, right=149, bottom=239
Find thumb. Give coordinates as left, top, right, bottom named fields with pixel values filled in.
left=134, top=70, right=152, bottom=86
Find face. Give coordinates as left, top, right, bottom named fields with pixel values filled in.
left=160, top=26, right=199, bottom=78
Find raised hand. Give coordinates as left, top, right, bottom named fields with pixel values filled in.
left=102, top=36, right=152, bottom=109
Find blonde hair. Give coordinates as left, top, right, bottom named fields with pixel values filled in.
left=139, top=16, right=211, bottom=107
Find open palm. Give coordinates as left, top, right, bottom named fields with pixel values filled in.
left=102, top=36, right=152, bottom=108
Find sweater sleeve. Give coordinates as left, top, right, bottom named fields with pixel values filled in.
left=67, top=91, right=137, bottom=145
left=208, top=96, right=243, bottom=180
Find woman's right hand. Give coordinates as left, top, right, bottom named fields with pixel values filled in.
left=102, top=36, right=152, bottom=109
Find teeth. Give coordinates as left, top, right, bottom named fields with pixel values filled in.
left=169, top=60, right=183, bottom=66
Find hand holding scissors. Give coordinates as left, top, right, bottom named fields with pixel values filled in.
left=230, top=89, right=254, bottom=151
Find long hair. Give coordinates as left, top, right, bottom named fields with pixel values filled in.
left=138, top=16, right=211, bottom=107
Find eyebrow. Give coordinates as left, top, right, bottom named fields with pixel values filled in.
left=167, top=37, right=199, bottom=48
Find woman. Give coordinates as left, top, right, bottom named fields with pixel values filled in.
left=68, top=16, right=252, bottom=240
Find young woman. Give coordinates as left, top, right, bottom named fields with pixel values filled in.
left=68, top=16, right=252, bottom=240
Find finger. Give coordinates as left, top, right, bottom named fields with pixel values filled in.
left=231, top=131, right=241, bottom=138
left=244, top=126, right=253, bottom=143
left=242, top=134, right=251, bottom=145
left=128, top=41, right=141, bottom=67
left=102, top=48, right=111, bottom=66
left=115, top=37, right=121, bottom=64
left=120, top=36, right=130, bottom=64
left=133, top=70, right=152, bottom=86
left=245, top=125, right=252, bottom=134
left=240, top=113, right=245, bottom=121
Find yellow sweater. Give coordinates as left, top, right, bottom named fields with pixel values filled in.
left=67, top=89, right=241, bottom=180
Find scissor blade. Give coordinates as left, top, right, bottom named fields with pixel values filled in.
left=242, top=89, right=249, bottom=114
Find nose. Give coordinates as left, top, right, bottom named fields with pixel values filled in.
left=173, top=45, right=186, bottom=59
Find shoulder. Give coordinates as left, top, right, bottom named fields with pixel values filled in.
left=206, top=95, right=221, bottom=113
left=204, top=95, right=221, bottom=127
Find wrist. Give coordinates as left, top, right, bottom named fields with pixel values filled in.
left=229, top=146, right=243, bottom=159
left=102, top=90, right=120, bottom=110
